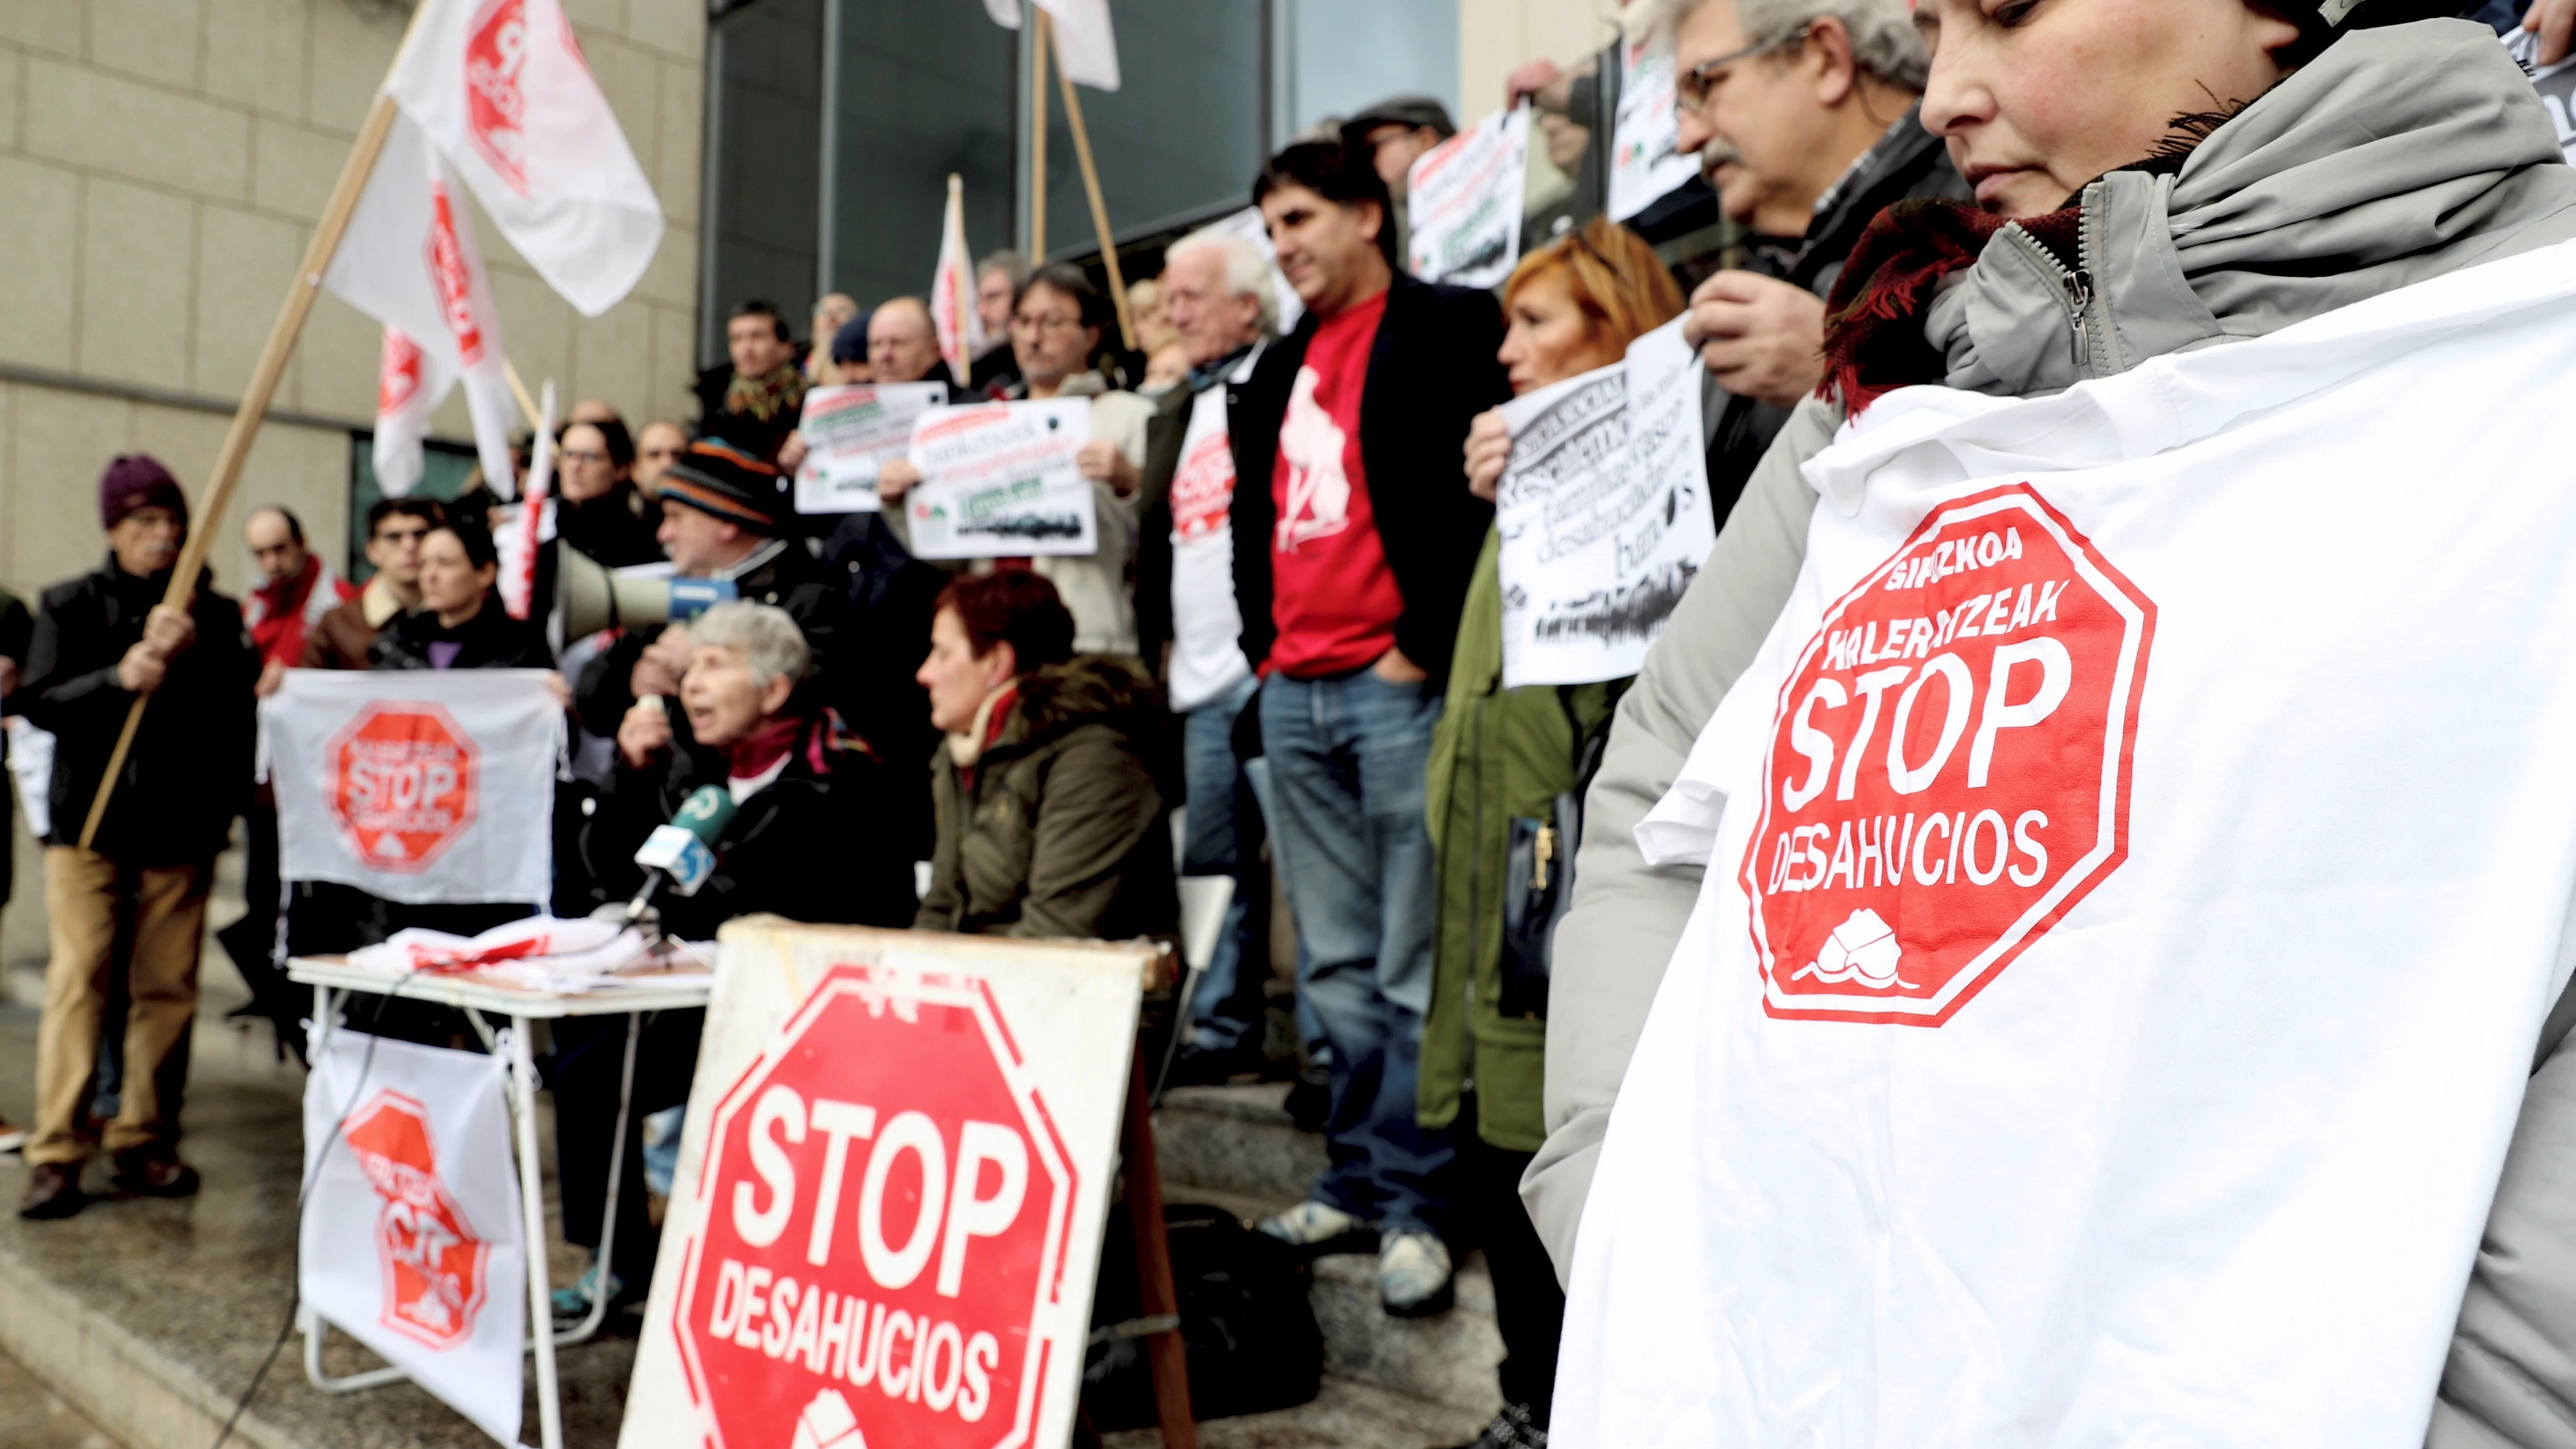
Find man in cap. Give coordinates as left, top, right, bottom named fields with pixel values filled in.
left=573, top=442, right=855, bottom=804
left=16, top=456, right=259, bottom=1219
left=1341, top=95, right=1459, bottom=267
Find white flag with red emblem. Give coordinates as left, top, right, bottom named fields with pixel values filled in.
left=386, top=0, right=662, bottom=316
left=302, top=1029, right=525, bottom=1446
left=326, top=113, right=521, bottom=498
left=981, top=0, right=1120, bottom=91
left=930, top=174, right=986, bottom=375
left=371, top=327, right=449, bottom=498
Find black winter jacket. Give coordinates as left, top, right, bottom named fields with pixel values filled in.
left=581, top=714, right=917, bottom=940
left=1228, top=275, right=1511, bottom=687
left=18, top=559, right=258, bottom=864
left=370, top=595, right=556, bottom=671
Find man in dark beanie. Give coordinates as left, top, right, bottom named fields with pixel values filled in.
left=16, top=454, right=257, bottom=1220
left=570, top=441, right=857, bottom=829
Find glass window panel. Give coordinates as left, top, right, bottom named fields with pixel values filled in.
left=705, top=0, right=824, bottom=367
left=1035, top=0, right=1265, bottom=256
left=825, top=1, right=1018, bottom=310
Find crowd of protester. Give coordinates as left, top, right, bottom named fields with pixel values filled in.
left=12, top=1, right=2576, bottom=1444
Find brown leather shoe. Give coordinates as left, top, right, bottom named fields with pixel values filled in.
left=17, top=1162, right=87, bottom=1220
left=109, top=1151, right=200, bottom=1198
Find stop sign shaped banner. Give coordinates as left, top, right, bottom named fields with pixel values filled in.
left=265, top=669, right=561, bottom=905
left=623, top=924, right=1154, bottom=1449
left=330, top=703, right=479, bottom=871
left=1741, top=484, right=2154, bottom=1025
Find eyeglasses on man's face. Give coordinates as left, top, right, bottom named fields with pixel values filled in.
left=1675, top=23, right=1812, bottom=114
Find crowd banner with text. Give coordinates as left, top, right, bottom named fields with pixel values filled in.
left=1496, top=315, right=1712, bottom=688
left=796, top=383, right=950, bottom=514
left=1608, top=15, right=1702, bottom=222
left=1553, top=238, right=2576, bottom=1447
left=1407, top=104, right=1531, bottom=290
left=618, top=921, right=1156, bottom=1449
left=263, top=670, right=565, bottom=906
left=901, top=399, right=1100, bottom=559
left=302, top=1029, right=526, bottom=1447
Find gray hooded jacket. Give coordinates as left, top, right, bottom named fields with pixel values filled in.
left=1532, top=24, right=2576, bottom=1447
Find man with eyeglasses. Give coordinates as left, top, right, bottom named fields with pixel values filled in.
left=1523, top=0, right=1966, bottom=1282
left=1340, top=96, right=1459, bottom=274
left=299, top=497, right=445, bottom=671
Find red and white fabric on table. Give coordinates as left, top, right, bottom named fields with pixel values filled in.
left=1553, top=240, right=2576, bottom=1446
left=302, top=1028, right=525, bottom=1446
left=387, top=0, right=663, bottom=317
left=324, top=113, right=520, bottom=498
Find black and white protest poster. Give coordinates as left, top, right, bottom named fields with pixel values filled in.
left=1406, top=104, right=1531, bottom=289
left=901, top=398, right=1098, bottom=558
left=1495, top=317, right=1711, bottom=688
left=793, top=381, right=947, bottom=514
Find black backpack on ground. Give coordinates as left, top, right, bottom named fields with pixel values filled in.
left=1080, top=1201, right=1325, bottom=1429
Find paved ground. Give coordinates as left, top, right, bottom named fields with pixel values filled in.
left=0, top=1347, right=121, bottom=1449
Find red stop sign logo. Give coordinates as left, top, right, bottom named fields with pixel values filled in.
left=674, top=967, right=1077, bottom=1449
left=1741, top=484, right=2154, bottom=1025
left=342, top=1091, right=493, bottom=1349
left=330, top=704, right=480, bottom=873
left=463, top=0, right=529, bottom=195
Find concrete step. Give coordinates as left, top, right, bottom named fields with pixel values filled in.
left=1154, top=1087, right=1506, bottom=1418
left=1153, top=1082, right=1329, bottom=1208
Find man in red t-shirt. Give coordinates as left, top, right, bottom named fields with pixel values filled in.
left=1226, top=138, right=1510, bottom=1320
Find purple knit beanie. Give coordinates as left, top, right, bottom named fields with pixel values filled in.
left=99, top=454, right=187, bottom=530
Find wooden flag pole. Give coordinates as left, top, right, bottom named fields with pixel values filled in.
left=76, top=84, right=412, bottom=850
left=1053, top=44, right=1138, bottom=353
left=1029, top=7, right=1051, bottom=261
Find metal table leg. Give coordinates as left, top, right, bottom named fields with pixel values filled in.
left=557, top=1010, right=640, bottom=1347
left=506, top=1018, right=565, bottom=1449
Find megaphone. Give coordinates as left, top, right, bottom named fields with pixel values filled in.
left=556, top=546, right=739, bottom=638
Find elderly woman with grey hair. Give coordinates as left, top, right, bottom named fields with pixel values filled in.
left=585, top=601, right=916, bottom=939
left=554, top=602, right=917, bottom=1321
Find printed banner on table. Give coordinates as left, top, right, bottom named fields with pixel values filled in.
left=1554, top=239, right=2576, bottom=1447
left=902, top=399, right=1098, bottom=559
left=302, top=1029, right=525, bottom=1447
left=795, top=383, right=948, bottom=514
left=1407, top=105, right=1531, bottom=288
left=1496, top=315, right=1712, bottom=688
left=618, top=922, right=1155, bottom=1449
left=1608, top=16, right=1702, bottom=222
left=263, top=670, right=565, bottom=906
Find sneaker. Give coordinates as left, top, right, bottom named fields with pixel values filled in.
left=0, top=1120, right=27, bottom=1155
left=551, top=1259, right=623, bottom=1325
left=18, top=1162, right=87, bottom=1220
left=108, top=1150, right=200, bottom=1198
left=1443, top=1402, right=1547, bottom=1449
left=1255, top=1199, right=1375, bottom=1253
left=1379, top=1230, right=1454, bottom=1318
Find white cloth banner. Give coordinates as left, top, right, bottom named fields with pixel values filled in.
left=794, top=383, right=947, bottom=514
left=1496, top=316, right=1712, bottom=688
left=1406, top=105, right=1530, bottom=288
left=982, top=0, right=1120, bottom=90
left=264, top=670, right=564, bottom=906
left=388, top=0, right=663, bottom=316
left=1607, top=16, right=1701, bottom=222
left=373, top=327, right=448, bottom=499
left=301, top=1029, right=524, bottom=1447
left=325, top=112, right=520, bottom=498
left=4, top=717, right=52, bottom=842
left=930, top=175, right=987, bottom=373
left=1554, top=242, right=2576, bottom=1447
left=901, top=399, right=1098, bottom=559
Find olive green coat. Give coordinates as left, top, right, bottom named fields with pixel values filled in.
left=1420, top=531, right=1619, bottom=1152
left=917, top=656, right=1179, bottom=943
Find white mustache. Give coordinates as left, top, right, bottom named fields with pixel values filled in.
left=1699, top=138, right=1744, bottom=184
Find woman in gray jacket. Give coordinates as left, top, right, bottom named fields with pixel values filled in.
left=1536, top=4, right=2576, bottom=1443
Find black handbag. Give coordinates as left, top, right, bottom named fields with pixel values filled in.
left=1495, top=684, right=1624, bottom=1021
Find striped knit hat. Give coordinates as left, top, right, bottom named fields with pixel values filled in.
left=657, top=439, right=788, bottom=537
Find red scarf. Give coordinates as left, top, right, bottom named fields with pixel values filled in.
left=1818, top=200, right=2083, bottom=417
left=726, top=716, right=811, bottom=788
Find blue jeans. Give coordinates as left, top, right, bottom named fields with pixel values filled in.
left=1259, top=667, right=1455, bottom=1236
left=1180, top=675, right=1266, bottom=1054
